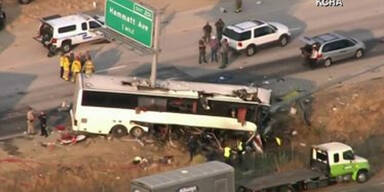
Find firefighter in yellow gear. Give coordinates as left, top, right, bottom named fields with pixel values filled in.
left=224, top=146, right=232, bottom=165
left=62, top=55, right=70, bottom=81
left=83, top=57, right=95, bottom=77
left=71, top=56, right=82, bottom=82
left=275, top=137, right=282, bottom=147
left=237, top=140, right=245, bottom=164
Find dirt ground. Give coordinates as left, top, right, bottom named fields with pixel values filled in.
left=0, top=131, right=198, bottom=192
left=283, top=77, right=384, bottom=175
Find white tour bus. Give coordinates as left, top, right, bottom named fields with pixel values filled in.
left=70, top=74, right=272, bottom=138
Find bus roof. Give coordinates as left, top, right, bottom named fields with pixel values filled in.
left=80, top=74, right=271, bottom=105
left=131, top=161, right=234, bottom=190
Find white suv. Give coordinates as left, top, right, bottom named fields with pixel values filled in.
left=222, top=20, right=291, bottom=56
left=34, top=13, right=105, bottom=54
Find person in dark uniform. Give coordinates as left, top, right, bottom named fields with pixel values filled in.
left=38, top=111, right=48, bottom=137
left=215, top=18, right=225, bottom=42
left=203, top=22, right=212, bottom=43
left=187, top=135, right=199, bottom=161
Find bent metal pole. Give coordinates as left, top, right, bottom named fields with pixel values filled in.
left=150, top=11, right=160, bottom=87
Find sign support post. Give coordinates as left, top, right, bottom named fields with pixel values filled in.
left=150, top=12, right=160, bottom=87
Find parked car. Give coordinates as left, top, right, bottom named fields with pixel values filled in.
left=0, top=7, right=5, bottom=30
left=33, top=13, right=105, bottom=55
left=222, top=20, right=291, bottom=56
left=300, top=32, right=366, bottom=68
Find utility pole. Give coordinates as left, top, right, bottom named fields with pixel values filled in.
left=150, top=11, right=160, bottom=87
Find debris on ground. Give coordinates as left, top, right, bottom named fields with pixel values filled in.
left=59, top=133, right=86, bottom=145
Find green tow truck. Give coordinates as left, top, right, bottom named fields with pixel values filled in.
left=130, top=142, right=370, bottom=192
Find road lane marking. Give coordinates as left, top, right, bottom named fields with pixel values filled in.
left=96, top=65, right=128, bottom=73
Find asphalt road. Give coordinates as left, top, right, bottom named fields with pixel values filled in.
left=0, top=0, right=384, bottom=190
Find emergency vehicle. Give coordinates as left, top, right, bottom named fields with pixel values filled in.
left=34, top=13, right=105, bottom=54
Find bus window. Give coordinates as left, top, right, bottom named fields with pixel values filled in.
left=167, top=98, right=196, bottom=113
left=82, top=91, right=138, bottom=109
left=199, top=100, right=232, bottom=117
left=138, top=96, right=167, bottom=111
left=230, top=108, right=237, bottom=118
left=237, top=108, right=247, bottom=125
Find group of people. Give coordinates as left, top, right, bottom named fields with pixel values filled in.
left=26, top=107, right=48, bottom=137
left=198, top=18, right=230, bottom=69
left=223, top=139, right=247, bottom=165
left=59, top=51, right=95, bottom=82
left=187, top=132, right=249, bottom=166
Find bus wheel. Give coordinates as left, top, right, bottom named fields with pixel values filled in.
left=111, top=125, right=128, bottom=138
left=130, top=127, right=144, bottom=138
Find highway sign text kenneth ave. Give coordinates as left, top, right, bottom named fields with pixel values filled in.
left=105, top=0, right=154, bottom=48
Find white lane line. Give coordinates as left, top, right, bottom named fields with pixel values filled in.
left=289, top=27, right=302, bottom=32
left=96, top=65, right=128, bottom=73
left=379, top=181, right=384, bottom=185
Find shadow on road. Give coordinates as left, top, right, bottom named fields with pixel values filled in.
left=334, top=29, right=380, bottom=54
left=93, top=47, right=122, bottom=74
left=131, top=62, right=193, bottom=80
left=0, top=72, right=36, bottom=136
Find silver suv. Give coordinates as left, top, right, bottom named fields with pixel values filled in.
left=300, top=33, right=366, bottom=67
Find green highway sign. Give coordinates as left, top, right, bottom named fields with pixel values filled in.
left=105, top=0, right=154, bottom=48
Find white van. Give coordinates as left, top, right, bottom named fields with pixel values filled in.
left=34, top=13, right=105, bottom=54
